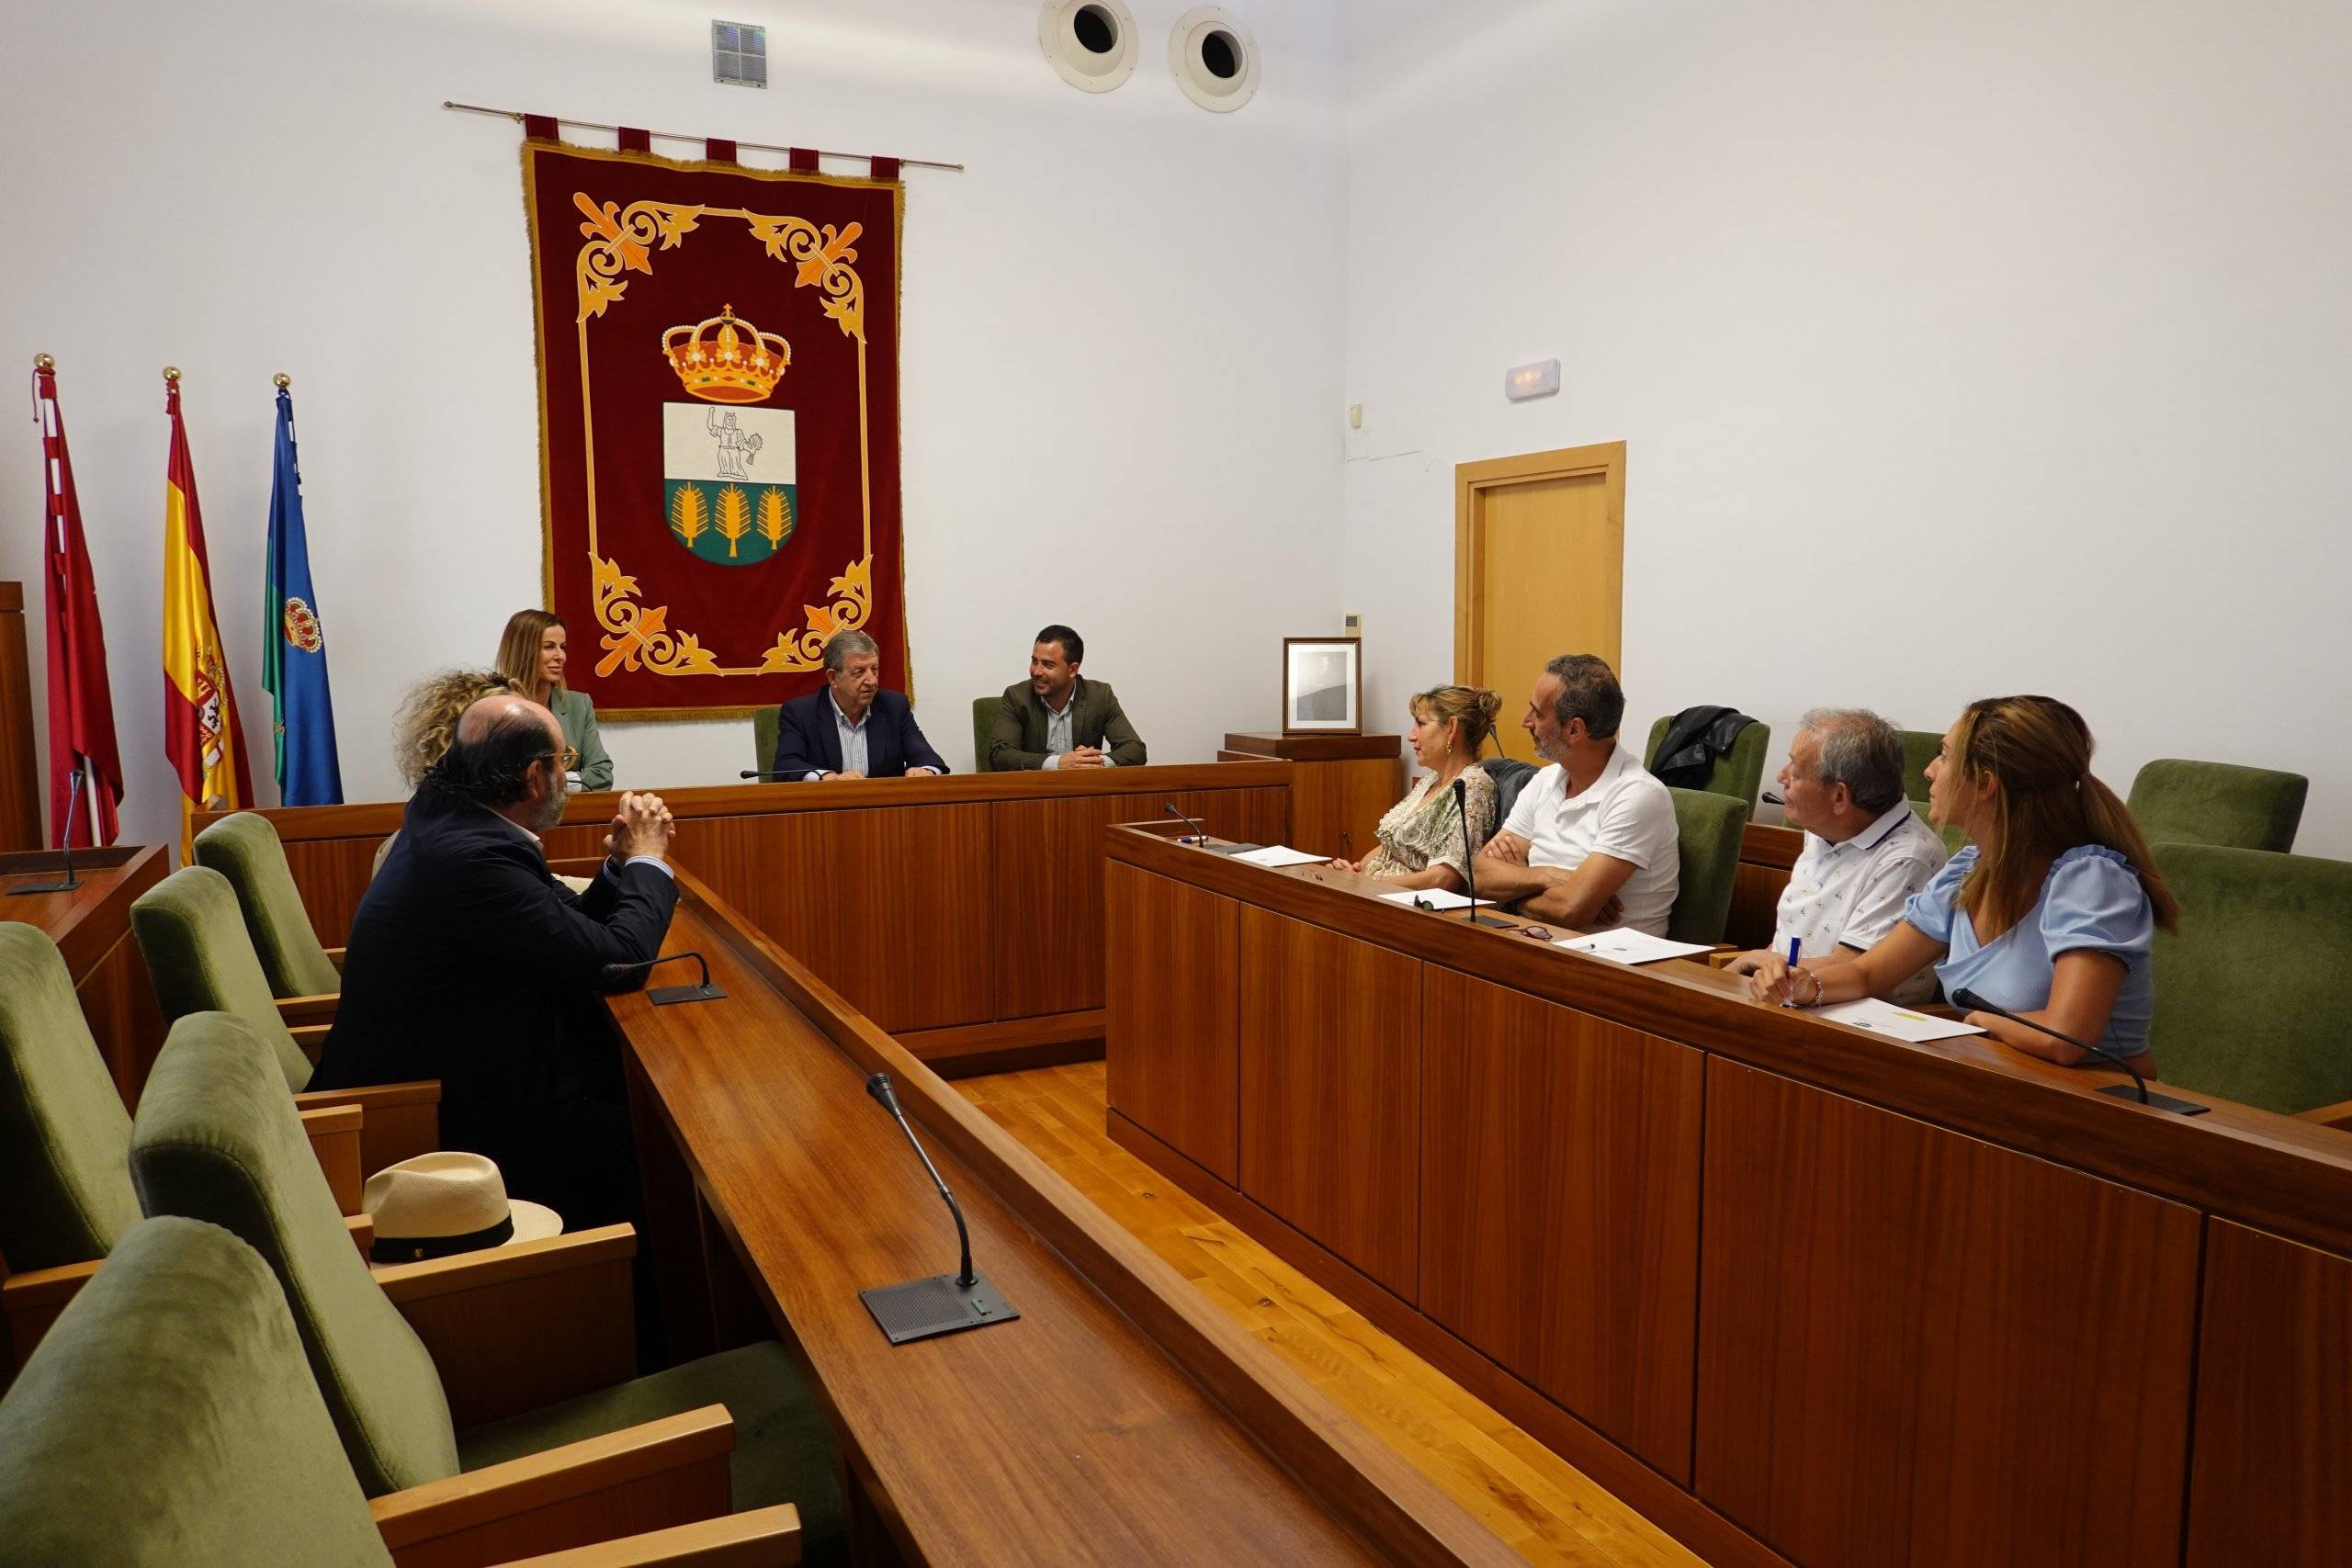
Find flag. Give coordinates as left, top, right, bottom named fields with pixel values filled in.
left=262, top=380, right=342, bottom=804
left=160, top=370, right=254, bottom=842
left=32, top=355, right=124, bottom=847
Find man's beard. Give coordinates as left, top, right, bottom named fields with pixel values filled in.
left=529, top=787, right=567, bottom=831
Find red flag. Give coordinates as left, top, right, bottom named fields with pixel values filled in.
left=160, top=370, right=254, bottom=835
left=32, top=355, right=123, bottom=847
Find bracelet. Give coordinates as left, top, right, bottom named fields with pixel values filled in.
left=1802, top=968, right=1826, bottom=1007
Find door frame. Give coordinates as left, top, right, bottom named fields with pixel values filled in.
left=1453, top=440, right=1627, bottom=690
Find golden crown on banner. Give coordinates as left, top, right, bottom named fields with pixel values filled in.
left=660, top=304, right=791, bottom=403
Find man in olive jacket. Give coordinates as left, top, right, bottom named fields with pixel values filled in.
left=989, top=624, right=1148, bottom=771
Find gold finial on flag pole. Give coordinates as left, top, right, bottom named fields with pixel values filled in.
left=33, top=353, right=54, bottom=370
left=274, top=372, right=292, bottom=388
left=163, top=366, right=182, bottom=383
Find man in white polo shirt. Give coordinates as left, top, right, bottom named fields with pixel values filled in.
left=1476, top=654, right=1679, bottom=934
left=1725, top=708, right=1949, bottom=1003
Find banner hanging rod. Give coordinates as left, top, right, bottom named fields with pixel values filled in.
left=441, top=100, right=964, bottom=172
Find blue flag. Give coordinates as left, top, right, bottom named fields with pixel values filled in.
left=262, top=385, right=343, bottom=805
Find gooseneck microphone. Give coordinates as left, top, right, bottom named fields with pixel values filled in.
left=1951, top=988, right=2206, bottom=1115
left=1453, top=775, right=1510, bottom=928
left=13, top=766, right=85, bottom=896
left=1162, top=801, right=1257, bottom=855
left=857, top=1073, right=1021, bottom=1344
left=597, top=951, right=725, bottom=1007
left=741, top=769, right=798, bottom=780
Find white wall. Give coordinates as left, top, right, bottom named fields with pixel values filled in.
left=1340, top=0, right=2352, bottom=854
left=0, top=0, right=1346, bottom=849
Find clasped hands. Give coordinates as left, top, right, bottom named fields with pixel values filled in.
left=1725, top=951, right=1825, bottom=1007
left=604, top=791, right=674, bottom=867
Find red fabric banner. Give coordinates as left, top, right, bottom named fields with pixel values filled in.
left=870, top=157, right=900, bottom=183
left=33, top=359, right=123, bottom=846
left=522, top=113, right=559, bottom=141
left=616, top=126, right=651, bottom=152
left=522, top=142, right=909, bottom=718
left=706, top=139, right=737, bottom=164
left=788, top=147, right=819, bottom=172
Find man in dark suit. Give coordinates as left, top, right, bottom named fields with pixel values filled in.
left=311, top=694, right=678, bottom=1226
left=989, top=624, right=1148, bottom=771
left=771, top=628, right=948, bottom=780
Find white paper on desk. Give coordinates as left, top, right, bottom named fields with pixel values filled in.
left=1378, top=886, right=1492, bottom=911
left=1812, top=998, right=1985, bottom=1043
left=1229, top=844, right=1331, bottom=869
left=1555, top=928, right=1714, bottom=964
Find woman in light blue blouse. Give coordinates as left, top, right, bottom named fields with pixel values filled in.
left=1747, top=695, right=2180, bottom=1072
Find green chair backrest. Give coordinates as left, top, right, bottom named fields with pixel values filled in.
left=1666, top=787, right=1747, bottom=946
left=1906, top=798, right=1968, bottom=854
left=130, top=1011, right=460, bottom=1495
left=1899, top=729, right=1942, bottom=806
left=0, top=1215, right=393, bottom=1565
left=130, top=866, right=313, bottom=1092
left=1645, top=715, right=1771, bottom=809
left=752, top=705, right=780, bottom=774
left=2148, top=842, right=2352, bottom=1116
left=2129, top=759, right=2308, bottom=853
left=971, top=695, right=998, bottom=774
left=193, top=812, right=342, bottom=998
left=0, top=925, right=142, bottom=1270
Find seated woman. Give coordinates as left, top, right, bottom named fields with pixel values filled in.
left=1330, top=685, right=1502, bottom=893
left=1747, top=694, right=2179, bottom=1075
left=377, top=668, right=519, bottom=875
left=494, top=609, right=613, bottom=790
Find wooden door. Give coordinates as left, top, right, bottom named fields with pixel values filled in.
left=1454, top=443, right=1625, bottom=762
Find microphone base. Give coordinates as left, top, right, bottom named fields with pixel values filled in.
left=1181, top=839, right=1261, bottom=854
left=7, top=876, right=83, bottom=896
left=1462, top=911, right=1514, bottom=928
left=860, top=1269, right=1021, bottom=1345
left=648, top=982, right=726, bottom=1007
left=2096, top=1082, right=2211, bottom=1116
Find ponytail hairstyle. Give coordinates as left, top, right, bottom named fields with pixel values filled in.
left=1946, top=694, right=2179, bottom=941
left=1410, top=684, right=1505, bottom=757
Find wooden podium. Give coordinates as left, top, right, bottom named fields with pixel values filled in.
left=1218, top=731, right=1402, bottom=861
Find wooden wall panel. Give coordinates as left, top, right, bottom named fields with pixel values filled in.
left=2187, top=1219, right=2352, bottom=1567
left=0, top=582, right=38, bottom=852
left=1237, top=908, right=1421, bottom=1302
left=1104, top=863, right=1238, bottom=1183
left=279, top=836, right=387, bottom=949
left=78, top=930, right=167, bottom=1111
left=1418, top=967, right=1703, bottom=1477
left=1695, top=1058, right=2201, bottom=1568
left=1285, top=757, right=1405, bottom=861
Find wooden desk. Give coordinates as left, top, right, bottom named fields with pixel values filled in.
left=199, top=762, right=1288, bottom=1074
left=607, top=864, right=1516, bottom=1566
left=1219, top=732, right=1403, bottom=862
left=1, top=843, right=168, bottom=1107
left=1103, top=825, right=2352, bottom=1568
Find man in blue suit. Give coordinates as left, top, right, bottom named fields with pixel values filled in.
left=772, top=628, right=949, bottom=780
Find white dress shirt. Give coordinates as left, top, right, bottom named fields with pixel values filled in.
left=1498, top=744, right=1680, bottom=936
left=1775, top=800, right=1949, bottom=1003
left=805, top=693, right=871, bottom=781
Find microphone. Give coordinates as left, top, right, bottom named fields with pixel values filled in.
left=857, top=1072, right=1020, bottom=1344
left=1161, top=801, right=1257, bottom=855
left=1950, top=988, right=2207, bottom=1115
left=741, top=769, right=800, bottom=780
left=1761, top=790, right=1785, bottom=807
left=1453, top=776, right=1509, bottom=928
left=12, top=766, right=85, bottom=896
left=598, top=951, right=725, bottom=1007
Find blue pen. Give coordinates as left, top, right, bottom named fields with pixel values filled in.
left=1782, top=937, right=1802, bottom=1008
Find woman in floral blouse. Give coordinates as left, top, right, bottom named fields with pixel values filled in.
left=1332, top=684, right=1503, bottom=891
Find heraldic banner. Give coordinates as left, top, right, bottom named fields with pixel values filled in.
left=524, top=141, right=907, bottom=718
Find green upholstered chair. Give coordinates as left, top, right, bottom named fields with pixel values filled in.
left=2130, top=759, right=2309, bottom=853
left=971, top=695, right=998, bottom=774
left=0, top=1213, right=805, bottom=1567
left=0, top=1215, right=393, bottom=1565
left=752, top=704, right=780, bottom=775
left=1666, top=787, right=1748, bottom=946
left=2147, top=843, right=2352, bottom=1122
left=0, top=925, right=141, bottom=1275
left=1906, top=799, right=1968, bottom=855
left=193, top=810, right=342, bottom=999
left=129, top=1011, right=845, bottom=1556
left=1899, top=728, right=1943, bottom=807
left=1645, top=715, right=1770, bottom=810
left=130, top=865, right=316, bottom=1093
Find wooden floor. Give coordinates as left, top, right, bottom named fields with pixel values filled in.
left=955, top=1060, right=1701, bottom=1567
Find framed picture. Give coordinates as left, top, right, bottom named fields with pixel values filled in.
left=1282, top=637, right=1362, bottom=736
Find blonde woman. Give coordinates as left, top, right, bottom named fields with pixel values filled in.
left=1747, top=694, right=2180, bottom=1074
left=1331, top=685, right=1502, bottom=892
left=494, top=610, right=611, bottom=789
left=379, top=668, right=519, bottom=876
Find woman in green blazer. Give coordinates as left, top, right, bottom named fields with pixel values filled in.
left=494, top=609, right=614, bottom=789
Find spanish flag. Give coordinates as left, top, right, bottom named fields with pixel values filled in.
left=161, top=369, right=253, bottom=846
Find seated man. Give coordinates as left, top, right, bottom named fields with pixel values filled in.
left=989, top=623, right=1148, bottom=771
left=1725, top=708, right=1950, bottom=1003
left=1475, top=654, right=1679, bottom=933
left=311, top=694, right=678, bottom=1226
left=773, top=628, right=947, bottom=780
